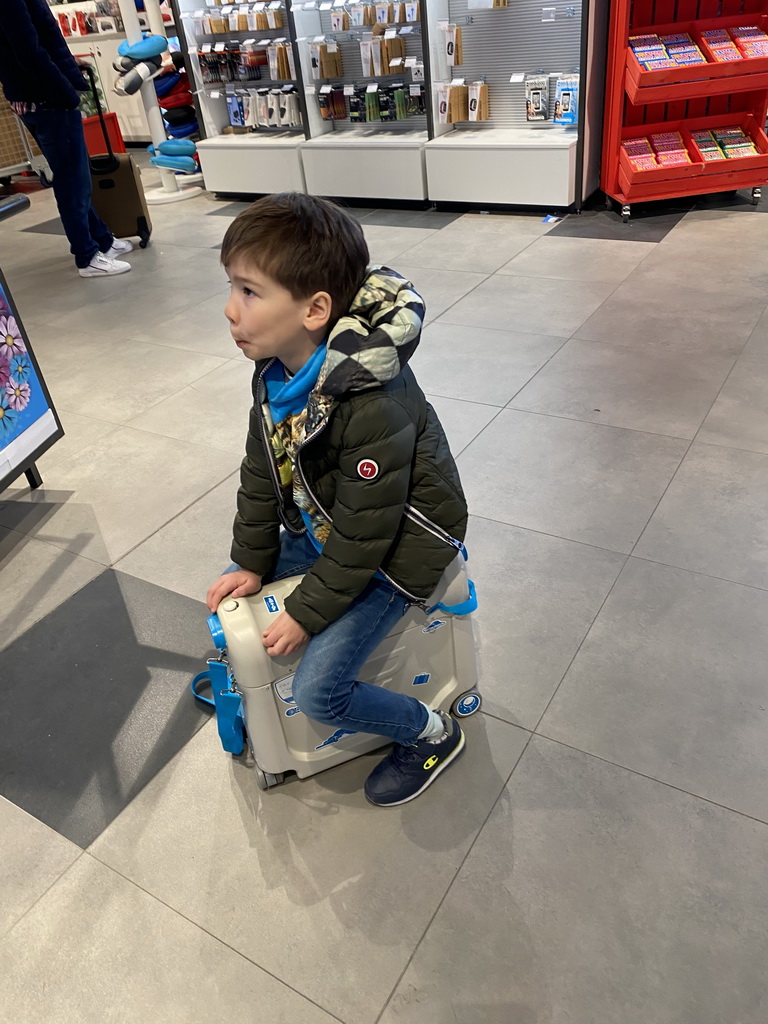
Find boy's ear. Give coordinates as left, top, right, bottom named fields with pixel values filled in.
left=304, top=291, right=333, bottom=332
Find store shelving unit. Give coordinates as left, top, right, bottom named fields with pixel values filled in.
left=424, top=0, right=606, bottom=208
left=602, top=0, right=768, bottom=221
left=178, top=0, right=309, bottom=193
left=295, top=0, right=431, bottom=200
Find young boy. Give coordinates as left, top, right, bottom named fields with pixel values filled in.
left=206, top=192, right=468, bottom=807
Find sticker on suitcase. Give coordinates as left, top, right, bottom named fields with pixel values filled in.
left=411, top=672, right=431, bottom=686
left=315, top=728, right=357, bottom=749
left=274, top=675, right=295, bottom=703
left=423, top=619, right=446, bottom=634
left=264, top=594, right=280, bottom=613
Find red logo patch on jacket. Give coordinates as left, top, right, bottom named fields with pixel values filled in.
left=357, top=459, right=379, bottom=480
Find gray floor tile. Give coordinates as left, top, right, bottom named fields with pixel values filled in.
left=540, top=558, right=768, bottom=821
left=49, top=341, right=226, bottom=425
left=424, top=395, right=498, bottom=456
left=114, top=472, right=240, bottom=601
left=660, top=205, right=768, bottom=249
left=0, top=855, right=340, bottom=1024
left=575, top=278, right=765, bottom=357
left=412, top=322, right=565, bottom=407
left=438, top=275, right=616, bottom=338
left=126, top=359, right=253, bottom=454
left=635, top=443, right=768, bottom=590
left=129, top=290, right=238, bottom=358
left=89, top=713, right=527, bottom=1024
left=363, top=224, right=439, bottom=265
left=360, top=209, right=461, bottom=230
left=628, top=236, right=768, bottom=298
left=33, top=411, right=118, bottom=471
left=52, top=278, right=204, bottom=337
left=698, top=315, right=768, bottom=454
left=381, top=737, right=768, bottom=1024
left=457, top=410, right=687, bottom=553
left=0, top=427, right=241, bottom=565
left=0, top=529, right=103, bottom=652
left=0, top=798, right=80, bottom=939
left=0, top=571, right=211, bottom=847
left=393, top=217, right=545, bottom=275
left=394, top=264, right=487, bottom=323
left=464, top=516, right=625, bottom=729
left=499, top=236, right=656, bottom=284
left=510, top=337, right=734, bottom=439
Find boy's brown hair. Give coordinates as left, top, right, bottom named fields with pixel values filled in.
left=221, top=192, right=370, bottom=323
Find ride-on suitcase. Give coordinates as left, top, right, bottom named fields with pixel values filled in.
left=193, top=551, right=480, bottom=791
left=82, top=65, right=152, bottom=248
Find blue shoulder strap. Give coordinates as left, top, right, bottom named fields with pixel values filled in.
left=428, top=578, right=477, bottom=617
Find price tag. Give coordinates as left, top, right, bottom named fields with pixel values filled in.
left=542, top=6, right=555, bottom=20
left=327, top=40, right=338, bottom=51
left=403, top=55, right=417, bottom=67
left=399, top=25, right=413, bottom=33
left=303, top=0, right=317, bottom=6
left=333, top=0, right=346, bottom=6
left=222, top=5, right=234, bottom=13
left=201, top=43, right=212, bottom=52
left=215, top=42, right=227, bottom=50
left=292, top=2, right=303, bottom=8
left=305, top=84, right=317, bottom=93
left=409, top=84, right=421, bottom=95
left=509, top=72, right=525, bottom=83
left=450, top=77, right=465, bottom=86
left=313, top=33, right=325, bottom=40
left=367, top=82, right=379, bottom=91
left=274, top=35, right=287, bottom=41
left=243, top=36, right=256, bottom=43
left=343, top=84, right=355, bottom=95
left=320, top=84, right=333, bottom=92
left=384, top=27, right=396, bottom=37
left=257, top=37, right=271, bottom=43
left=269, top=1, right=283, bottom=8
left=210, top=90, right=221, bottom=98
left=254, top=3, right=266, bottom=10
left=319, top=1, right=333, bottom=7
left=389, top=56, right=403, bottom=66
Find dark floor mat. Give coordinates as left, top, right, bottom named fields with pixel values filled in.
left=0, top=569, right=213, bottom=847
left=205, top=202, right=251, bottom=217
left=551, top=197, right=694, bottom=243
left=22, top=217, right=65, bottom=236
left=694, top=188, right=768, bottom=213
left=360, top=209, right=462, bottom=229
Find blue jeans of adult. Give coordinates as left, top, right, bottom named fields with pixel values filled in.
left=224, top=530, right=430, bottom=745
left=21, top=107, right=113, bottom=269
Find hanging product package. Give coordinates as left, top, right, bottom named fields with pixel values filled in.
left=268, top=88, right=282, bottom=125
left=444, top=25, right=463, bottom=66
left=371, top=36, right=383, bottom=76
left=468, top=81, right=489, bottom=122
left=331, top=9, right=350, bottom=30
left=553, top=73, right=579, bottom=125
left=359, top=38, right=373, bottom=76
left=280, top=85, right=300, bottom=125
left=255, top=86, right=271, bottom=125
left=525, top=74, right=549, bottom=121
left=447, top=83, right=468, bottom=122
left=405, top=0, right=419, bottom=20
left=436, top=82, right=449, bottom=124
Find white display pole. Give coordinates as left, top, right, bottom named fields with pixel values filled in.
left=116, top=0, right=202, bottom=203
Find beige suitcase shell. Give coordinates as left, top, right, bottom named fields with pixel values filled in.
left=214, top=553, right=479, bottom=789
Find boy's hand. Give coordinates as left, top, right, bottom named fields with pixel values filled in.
left=206, top=570, right=262, bottom=613
left=262, top=612, right=309, bottom=657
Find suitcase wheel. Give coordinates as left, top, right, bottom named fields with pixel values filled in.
left=137, top=215, right=151, bottom=249
left=452, top=690, right=482, bottom=717
left=254, top=767, right=285, bottom=791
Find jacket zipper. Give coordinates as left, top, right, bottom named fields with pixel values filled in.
left=256, top=361, right=301, bottom=534
left=404, top=504, right=465, bottom=553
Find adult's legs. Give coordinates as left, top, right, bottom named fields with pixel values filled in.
left=21, top=108, right=113, bottom=267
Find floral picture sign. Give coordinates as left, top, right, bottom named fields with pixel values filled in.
left=0, top=274, right=61, bottom=487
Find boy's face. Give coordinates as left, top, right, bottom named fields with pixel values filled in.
left=224, top=258, right=324, bottom=366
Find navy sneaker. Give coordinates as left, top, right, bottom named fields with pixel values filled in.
left=364, top=712, right=465, bottom=807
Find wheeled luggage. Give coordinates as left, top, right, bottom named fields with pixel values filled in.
left=193, top=551, right=480, bottom=791
left=82, top=65, right=152, bottom=247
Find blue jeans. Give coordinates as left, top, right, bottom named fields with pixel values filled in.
left=225, top=531, right=430, bottom=745
left=21, top=108, right=113, bottom=268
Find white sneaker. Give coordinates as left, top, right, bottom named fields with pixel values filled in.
left=79, top=252, right=131, bottom=278
left=103, top=237, right=134, bottom=259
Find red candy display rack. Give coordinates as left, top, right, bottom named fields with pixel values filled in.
left=602, top=0, right=768, bottom=221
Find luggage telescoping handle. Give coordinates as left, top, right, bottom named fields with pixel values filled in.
left=80, top=63, right=118, bottom=171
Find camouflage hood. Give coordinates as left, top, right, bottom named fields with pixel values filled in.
left=316, top=266, right=425, bottom=397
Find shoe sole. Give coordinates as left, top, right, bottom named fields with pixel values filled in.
left=78, top=266, right=131, bottom=277
left=365, top=730, right=466, bottom=808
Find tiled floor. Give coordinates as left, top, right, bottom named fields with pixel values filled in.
left=2, top=162, right=768, bottom=1023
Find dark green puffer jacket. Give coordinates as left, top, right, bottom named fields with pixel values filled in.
left=230, top=266, right=468, bottom=636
